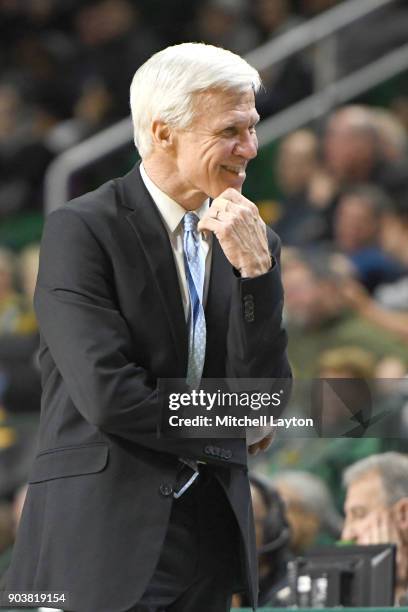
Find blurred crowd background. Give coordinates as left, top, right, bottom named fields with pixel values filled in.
left=1, top=0, right=408, bottom=608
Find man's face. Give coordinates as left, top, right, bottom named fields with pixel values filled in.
left=277, top=131, right=317, bottom=194
left=283, top=262, right=324, bottom=327
left=171, top=88, right=259, bottom=201
left=342, top=470, right=387, bottom=542
left=324, top=115, right=375, bottom=181
left=334, top=195, right=379, bottom=252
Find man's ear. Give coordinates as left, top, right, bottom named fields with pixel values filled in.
left=151, top=119, right=174, bottom=151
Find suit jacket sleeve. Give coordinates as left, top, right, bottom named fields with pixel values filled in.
left=226, top=228, right=291, bottom=382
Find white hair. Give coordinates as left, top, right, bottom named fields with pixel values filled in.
left=271, top=470, right=343, bottom=535
left=129, top=42, right=261, bottom=158
left=343, top=452, right=408, bottom=506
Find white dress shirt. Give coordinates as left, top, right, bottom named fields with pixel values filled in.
left=140, top=164, right=214, bottom=476
left=140, top=166, right=270, bottom=448
left=140, top=163, right=212, bottom=321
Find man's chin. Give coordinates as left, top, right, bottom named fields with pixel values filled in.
left=217, top=180, right=244, bottom=196
left=209, top=177, right=246, bottom=198
left=226, top=175, right=246, bottom=192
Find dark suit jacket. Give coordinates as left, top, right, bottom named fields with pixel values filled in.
left=4, top=164, right=290, bottom=612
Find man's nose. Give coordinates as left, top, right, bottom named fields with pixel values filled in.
left=234, top=132, right=258, bottom=160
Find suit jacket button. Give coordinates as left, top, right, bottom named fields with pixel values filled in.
left=159, top=483, right=173, bottom=497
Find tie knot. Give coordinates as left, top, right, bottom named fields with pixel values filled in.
left=183, top=212, right=199, bottom=233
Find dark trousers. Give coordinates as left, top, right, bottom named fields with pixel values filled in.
left=129, top=467, right=244, bottom=612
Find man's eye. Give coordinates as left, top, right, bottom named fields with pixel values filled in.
left=222, top=126, right=257, bottom=136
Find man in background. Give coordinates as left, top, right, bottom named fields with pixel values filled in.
left=342, top=452, right=408, bottom=605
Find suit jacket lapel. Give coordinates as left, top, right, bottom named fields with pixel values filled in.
left=204, top=235, right=232, bottom=376
left=118, top=164, right=188, bottom=373
left=206, top=235, right=231, bottom=316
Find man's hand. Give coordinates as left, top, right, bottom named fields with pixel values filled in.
left=353, top=508, right=408, bottom=584
left=248, top=433, right=275, bottom=456
left=354, top=507, right=399, bottom=545
left=198, top=188, right=271, bottom=278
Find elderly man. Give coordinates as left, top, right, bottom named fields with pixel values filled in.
left=342, top=452, right=408, bottom=605
left=3, top=43, right=290, bottom=612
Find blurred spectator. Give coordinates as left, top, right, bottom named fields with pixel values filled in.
left=0, top=248, right=29, bottom=335
left=8, top=32, right=76, bottom=121
left=323, top=106, right=408, bottom=216
left=0, top=83, right=52, bottom=216
left=0, top=331, right=41, bottom=414
left=376, top=199, right=408, bottom=312
left=259, top=336, right=384, bottom=502
left=251, top=0, right=312, bottom=118
left=263, top=435, right=385, bottom=518
left=316, top=345, right=378, bottom=437
left=273, top=130, right=327, bottom=245
left=45, top=79, right=115, bottom=154
left=342, top=452, right=408, bottom=604
left=380, top=200, right=408, bottom=271
left=316, top=312, right=408, bottom=444
left=18, top=243, right=39, bottom=307
left=324, top=106, right=378, bottom=186
left=282, top=252, right=408, bottom=376
left=333, top=185, right=407, bottom=292
left=341, top=278, right=408, bottom=345
left=270, top=470, right=343, bottom=554
left=0, top=406, right=37, bottom=499
left=372, top=108, right=408, bottom=162
left=376, top=356, right=407, bottom=379
left=193, top=0, right=260, bottom=55
left=0, top=245, right=40, bottom=414
left=276, top=130, right=319, bottom=195
left=0, top=485, right=28, bottom=579
left=12, top=243, right=39, bottom=335
left=257, top=347, right=405, bottom=518
left=73, top=0, right=160, bottom=119
left=234, top=473, right=292, bottom=608
left=0, top=0, right=162, bottom=217
left=0, top=503, right=13, bottom=555
left=392, top=94, right=408, bottom=137
left=318, top=346, right=376, bottom=380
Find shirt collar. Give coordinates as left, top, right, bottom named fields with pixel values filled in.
left=140, top=162, right=210, bottom=234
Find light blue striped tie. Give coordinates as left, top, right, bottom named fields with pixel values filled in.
left=183, top=212, right=206, bottom=389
